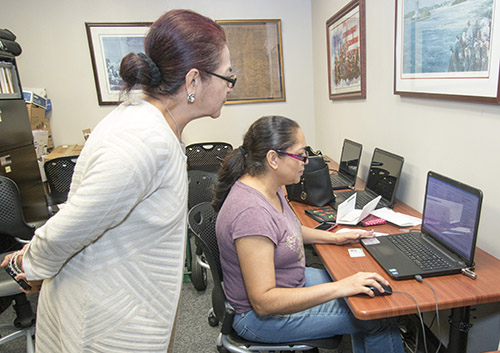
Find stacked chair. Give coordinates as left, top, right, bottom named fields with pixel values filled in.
left=0, top=176, right=37, bottom=352
left=43, top=155, right=78, bottom=214
left=185, top=142, right=233, bottom=291
left=188, top=202, right=343, bottom=353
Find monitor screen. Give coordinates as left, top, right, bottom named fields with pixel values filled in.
left=338, top=139, right=362, bottom=180
left=422, top=173, right=482, bottom=261
left=366, top=149, right=404, bottom=202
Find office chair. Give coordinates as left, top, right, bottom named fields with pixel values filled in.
left=187, top=202, right=343, bottom=353
left=0, top=176, right=37, bottom=353
left=187, top=170, right=218, bottom=291
left=43, top=155, right=78, bottom=209
left=185, top=142, right=233, bottom=172
left=184, top=142, right=231, bottom=289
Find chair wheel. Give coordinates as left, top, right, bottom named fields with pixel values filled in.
left=191, top=255, right=207, bottom=291
left=208, top=312, right=219, bottom=327
left=217, top=345, right=230, bottom=353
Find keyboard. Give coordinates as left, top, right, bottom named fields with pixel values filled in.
left=330, top=174, right=353, bottom=189
left=388, top=233, right=452, bottom=271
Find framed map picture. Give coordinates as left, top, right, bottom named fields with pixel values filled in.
left=217, top=19, right=286, bottom=104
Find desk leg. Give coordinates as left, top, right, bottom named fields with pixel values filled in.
left=447, top=306, right=473, bottom=353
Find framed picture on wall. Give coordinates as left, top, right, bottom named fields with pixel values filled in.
left=394, top=0, right=500, bottom=104
left=326, top=0, right=366, bottom=100
left=85, top=22, right=151, bottom=105
left=216, top=19, right=285, bottom=104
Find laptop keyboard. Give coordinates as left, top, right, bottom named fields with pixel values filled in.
left=388, top=233, right=452, bottom=271
left=330, top=174, right=352, bottom=189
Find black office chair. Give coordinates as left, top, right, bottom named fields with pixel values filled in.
left=43, top=155, right=78, bottom=210
left=184, top=142, right=232, bottom=290
left=187, top=170, right=218, bottom=291
left=187, top=202, right=343, bottom=353
left=185, top=142, right=233, bottom=172
left=0, top=176, right=36, bottom=353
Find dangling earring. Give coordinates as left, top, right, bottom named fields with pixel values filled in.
left=187, top=93, right=196, bottom=103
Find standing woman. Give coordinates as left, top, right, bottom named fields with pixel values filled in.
left=2, top=9, right=234, bottom=353
left=213, top=116, right=404, bottom=353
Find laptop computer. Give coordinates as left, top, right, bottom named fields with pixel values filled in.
left=361, top=171, right=483, bottom=280
left=335, top=148, right=404, bottom=209
left=330, top=139, right=362, bottom=190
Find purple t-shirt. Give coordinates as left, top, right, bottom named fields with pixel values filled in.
left=216, top=181, right=305, bottom=313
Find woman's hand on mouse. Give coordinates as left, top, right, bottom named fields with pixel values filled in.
left=335, top=271, right=389, bottom=297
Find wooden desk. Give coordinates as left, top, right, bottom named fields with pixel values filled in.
left=290, top=195, right=500, bottom=353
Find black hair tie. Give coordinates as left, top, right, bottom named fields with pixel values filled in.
left=239, top=146, right=247, bottom=157
left=138, top=53, right=162, bottom=87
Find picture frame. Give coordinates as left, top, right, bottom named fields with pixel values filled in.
left=85, top=22, right=151, bottom=105
left=326, top=0, right=366, bottom=100
left=394, top=0, right=500, bottom=104
left=216, top=19, right=285, bottom=104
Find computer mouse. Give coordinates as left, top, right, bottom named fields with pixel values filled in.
left=366, top=281, right=392, bottom=296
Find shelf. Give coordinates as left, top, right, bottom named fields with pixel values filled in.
left=0, top=60, right=21, bottom=99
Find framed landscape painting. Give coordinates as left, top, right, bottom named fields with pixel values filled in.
left=394, top=0, right=500, bottom=104
left=86, top=22, right=151, bottom=105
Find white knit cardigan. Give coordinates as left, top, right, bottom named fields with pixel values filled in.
left=23, top=100, right=187, bottom=352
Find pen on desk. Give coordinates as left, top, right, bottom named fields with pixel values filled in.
left=326, top=224, right=338, bottom=232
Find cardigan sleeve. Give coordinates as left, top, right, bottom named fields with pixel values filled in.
left=23, top=133, right=162, bottom=280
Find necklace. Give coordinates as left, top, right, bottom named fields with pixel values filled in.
left=158, top=99, right=182, bottom=141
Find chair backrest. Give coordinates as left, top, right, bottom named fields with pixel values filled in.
left=185, top=142, right=233, bottom=172
left=43, top=155, right=78, bottom=204
left=0, top=176, right=34, bottom=241
left=188, top=170, right=217, bottom=209
left=187, top=202, right=226, bottom=321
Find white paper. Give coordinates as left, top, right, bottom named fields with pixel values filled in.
left=336, top=194, right=382, bottom=225
left=348, top=248, right=365, bottom=257
left=335, top=228, right=388, bottom=237
left=370, top=207, right=422, bottom=227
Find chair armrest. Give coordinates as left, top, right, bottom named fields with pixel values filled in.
left=221, top=306, right=235, bottom=335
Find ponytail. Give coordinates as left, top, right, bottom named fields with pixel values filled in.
left=212, top=147, right=247, bottom=211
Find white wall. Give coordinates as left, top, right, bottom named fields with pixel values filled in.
left=0, top=0, right=315, bottom=149
left=312, top=0, right=500, bottom=259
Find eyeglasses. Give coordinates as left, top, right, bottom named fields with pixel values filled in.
left=275, top=149, right=308, bottom=163
left=205, top=71, right=237, bottom=88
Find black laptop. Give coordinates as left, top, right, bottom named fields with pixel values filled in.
left=335, top=148, right=404, bottom=209
left=361, top=171, right=483, bottom=280
left=330, top=139, right=362, bottom=190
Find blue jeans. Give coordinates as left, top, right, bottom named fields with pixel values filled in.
left=233, top=267, right=404, bottom=353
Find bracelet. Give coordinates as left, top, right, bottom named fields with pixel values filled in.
left=10, top=252, right=22, bottom=274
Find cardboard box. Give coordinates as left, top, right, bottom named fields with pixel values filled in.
left=26, top=103, right=48, bottom=130
left=44, top=144, right=83, bottom=162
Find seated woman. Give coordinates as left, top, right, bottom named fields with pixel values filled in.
left=212, top=115, right=404, bottom=353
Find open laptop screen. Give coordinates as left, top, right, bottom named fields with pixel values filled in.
left=365, top=148, right=404, bottom=204
left=338, top=139, right=362, bottom=180
left=422, top=172, right=483, bottom=263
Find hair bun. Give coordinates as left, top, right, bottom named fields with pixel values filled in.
left=138, top=53, right=162, bottom=87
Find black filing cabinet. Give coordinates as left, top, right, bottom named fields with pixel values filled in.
left=0, top=52, right=49, bottom=223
